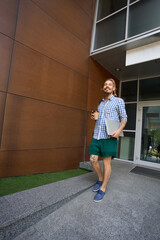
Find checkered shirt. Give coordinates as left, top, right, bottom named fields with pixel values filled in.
left=93, top=95, right=127, bottom=140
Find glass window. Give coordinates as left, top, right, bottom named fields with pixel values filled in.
left=121, top=80, right=137, bottom=102
left=128, top=0, right=160, bottom=38
left=141, top=106, right=160, bottom=163
left=139, top=76, right=160, bottom=101
left=125, top=104, right=137, bottom=130
left=94, top=10, right=126, bottom=50
left=97, top=0, right=127, bottom=20
left=117, top=132, right=135, bottom=161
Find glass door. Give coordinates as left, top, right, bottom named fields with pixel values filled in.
left=135, top=102, right=160, bottom=168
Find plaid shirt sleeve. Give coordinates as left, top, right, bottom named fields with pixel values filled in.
left=117, top=98, right=128, bottom=121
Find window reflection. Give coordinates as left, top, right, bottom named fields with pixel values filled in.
left=139, top=77, right=160, bottom=101
left=121, top=80, right=137, bottom=102
left=128, top=0, right=160, bottom=37
left=117, top=132, right=135, bottom=161
left=97, top=0, right=127, bottom=20
left=94, top=10, right=126, bottom=49
left=125, top=104, right=137, bottom=130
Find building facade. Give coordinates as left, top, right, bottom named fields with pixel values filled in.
left=0, top=0, right=119, bottom=177
left=0, top=0, right=159, bottom=178
left=91, top=0, right=160, bottom=169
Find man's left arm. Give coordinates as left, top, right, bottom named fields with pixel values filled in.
left=111, top=99, right=127, bottom=138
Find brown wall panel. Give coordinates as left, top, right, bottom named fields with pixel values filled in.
left=0, top=0, right=119, bottom=177
left=87, top=77, right=105, bottom=111
left=15, top=0, right=89, bottom=76
left=86, top=111, right=95, bottom=146
left=8, top=42, right=88, bottom=110
left=0, top=0, right=19, bottom=38
left=75, top=0, right=94, bottom=18
left=0, top=34, right=13, bottom=91
left=85, top=146, right=90, bottom=161
left=0, top=92, right=6, bottom=145
left=89, top=58, right=113, bottom=84
left=90, top=59, right=119, bottom=94
left=0, top=147, right=83, bottom=177
left=1, top=94, right=85, bottom=150
left=32, top=0, right=92, bottom=46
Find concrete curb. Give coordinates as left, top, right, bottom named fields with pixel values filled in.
left=0, top=172, right=97, bottom=240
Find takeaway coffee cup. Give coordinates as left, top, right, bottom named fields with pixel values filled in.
left=93, top=110, right=99, bottom=120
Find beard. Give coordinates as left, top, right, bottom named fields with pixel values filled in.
left=104, top=88, right=112, bottom=95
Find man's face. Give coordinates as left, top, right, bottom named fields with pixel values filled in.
left=103, top=80, right=115, bottom=95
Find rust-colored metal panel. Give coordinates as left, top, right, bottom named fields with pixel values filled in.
left=15, top=0, right=89, bottom=76
left=0, top=0, right=19, bottom=38
left=90, top=59, right=119, bottom=94
left=0, top=147, right=83, bottom=177
left=86, top=111, right=95, bottom=147
left=0, top=92, right=6, bottom=146
left=89, top=58, right=113, bottom=84
left=0, top=34, right=13, bottom=91
left=75, top=0, right=94, bottom=18
left=1, top=94, right=85, bottom=150
left=87, top=77, right=104, bottom=111
left=85, top=146, right=90, bottom=162
left=32, top=0, right=92, bottom=46
left=9, top=42, right=88, bottom=110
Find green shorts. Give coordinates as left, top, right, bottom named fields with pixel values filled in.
left=88, top=138, right=117, bottom=158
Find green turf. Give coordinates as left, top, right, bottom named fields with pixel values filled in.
left=0, top=168, right=91, bottom=197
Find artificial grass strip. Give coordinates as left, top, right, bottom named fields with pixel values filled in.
left=0, top=168, right=91, bottom=197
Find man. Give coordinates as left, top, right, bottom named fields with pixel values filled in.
left=88, top=78, right=127, bottom=202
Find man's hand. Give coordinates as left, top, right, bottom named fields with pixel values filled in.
left=111, top=129, right=122, bottom=138
left=91, top=112, right=95, bottom=120
left=111, top=120, right=127, bottom=138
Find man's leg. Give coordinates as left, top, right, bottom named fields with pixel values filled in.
left=93, top=157, right=111, bottom=202
left=100, top=156, right=112, bottom=192
left=90, top=155, right=103, bottom=181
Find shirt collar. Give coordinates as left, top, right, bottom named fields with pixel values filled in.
left=102, top=94, right=114, bottom=101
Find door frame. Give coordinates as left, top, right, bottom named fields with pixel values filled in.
left=134, top=100, right=160, bottom=168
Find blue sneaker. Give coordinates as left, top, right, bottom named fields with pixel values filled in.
left=93, top=180, right=103, bottom=192
left=94, top=189, right=105, bottom=202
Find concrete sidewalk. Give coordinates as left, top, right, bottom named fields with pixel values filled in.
left=1, top=160, right=160, bottom=240
left=0, top=171, right=97, bottom=240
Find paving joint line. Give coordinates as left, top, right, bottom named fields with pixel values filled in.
left=0, top=185, right=93, bottom=240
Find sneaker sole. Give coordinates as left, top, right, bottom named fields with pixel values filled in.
left=92, top=188, right=100, bottom=192
left=93, top=199, right=103, bottom=202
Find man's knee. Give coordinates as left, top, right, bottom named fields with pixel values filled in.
left=90, top=155, right=98, bottom=163
left=103, top=156, right=112, bottom=165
